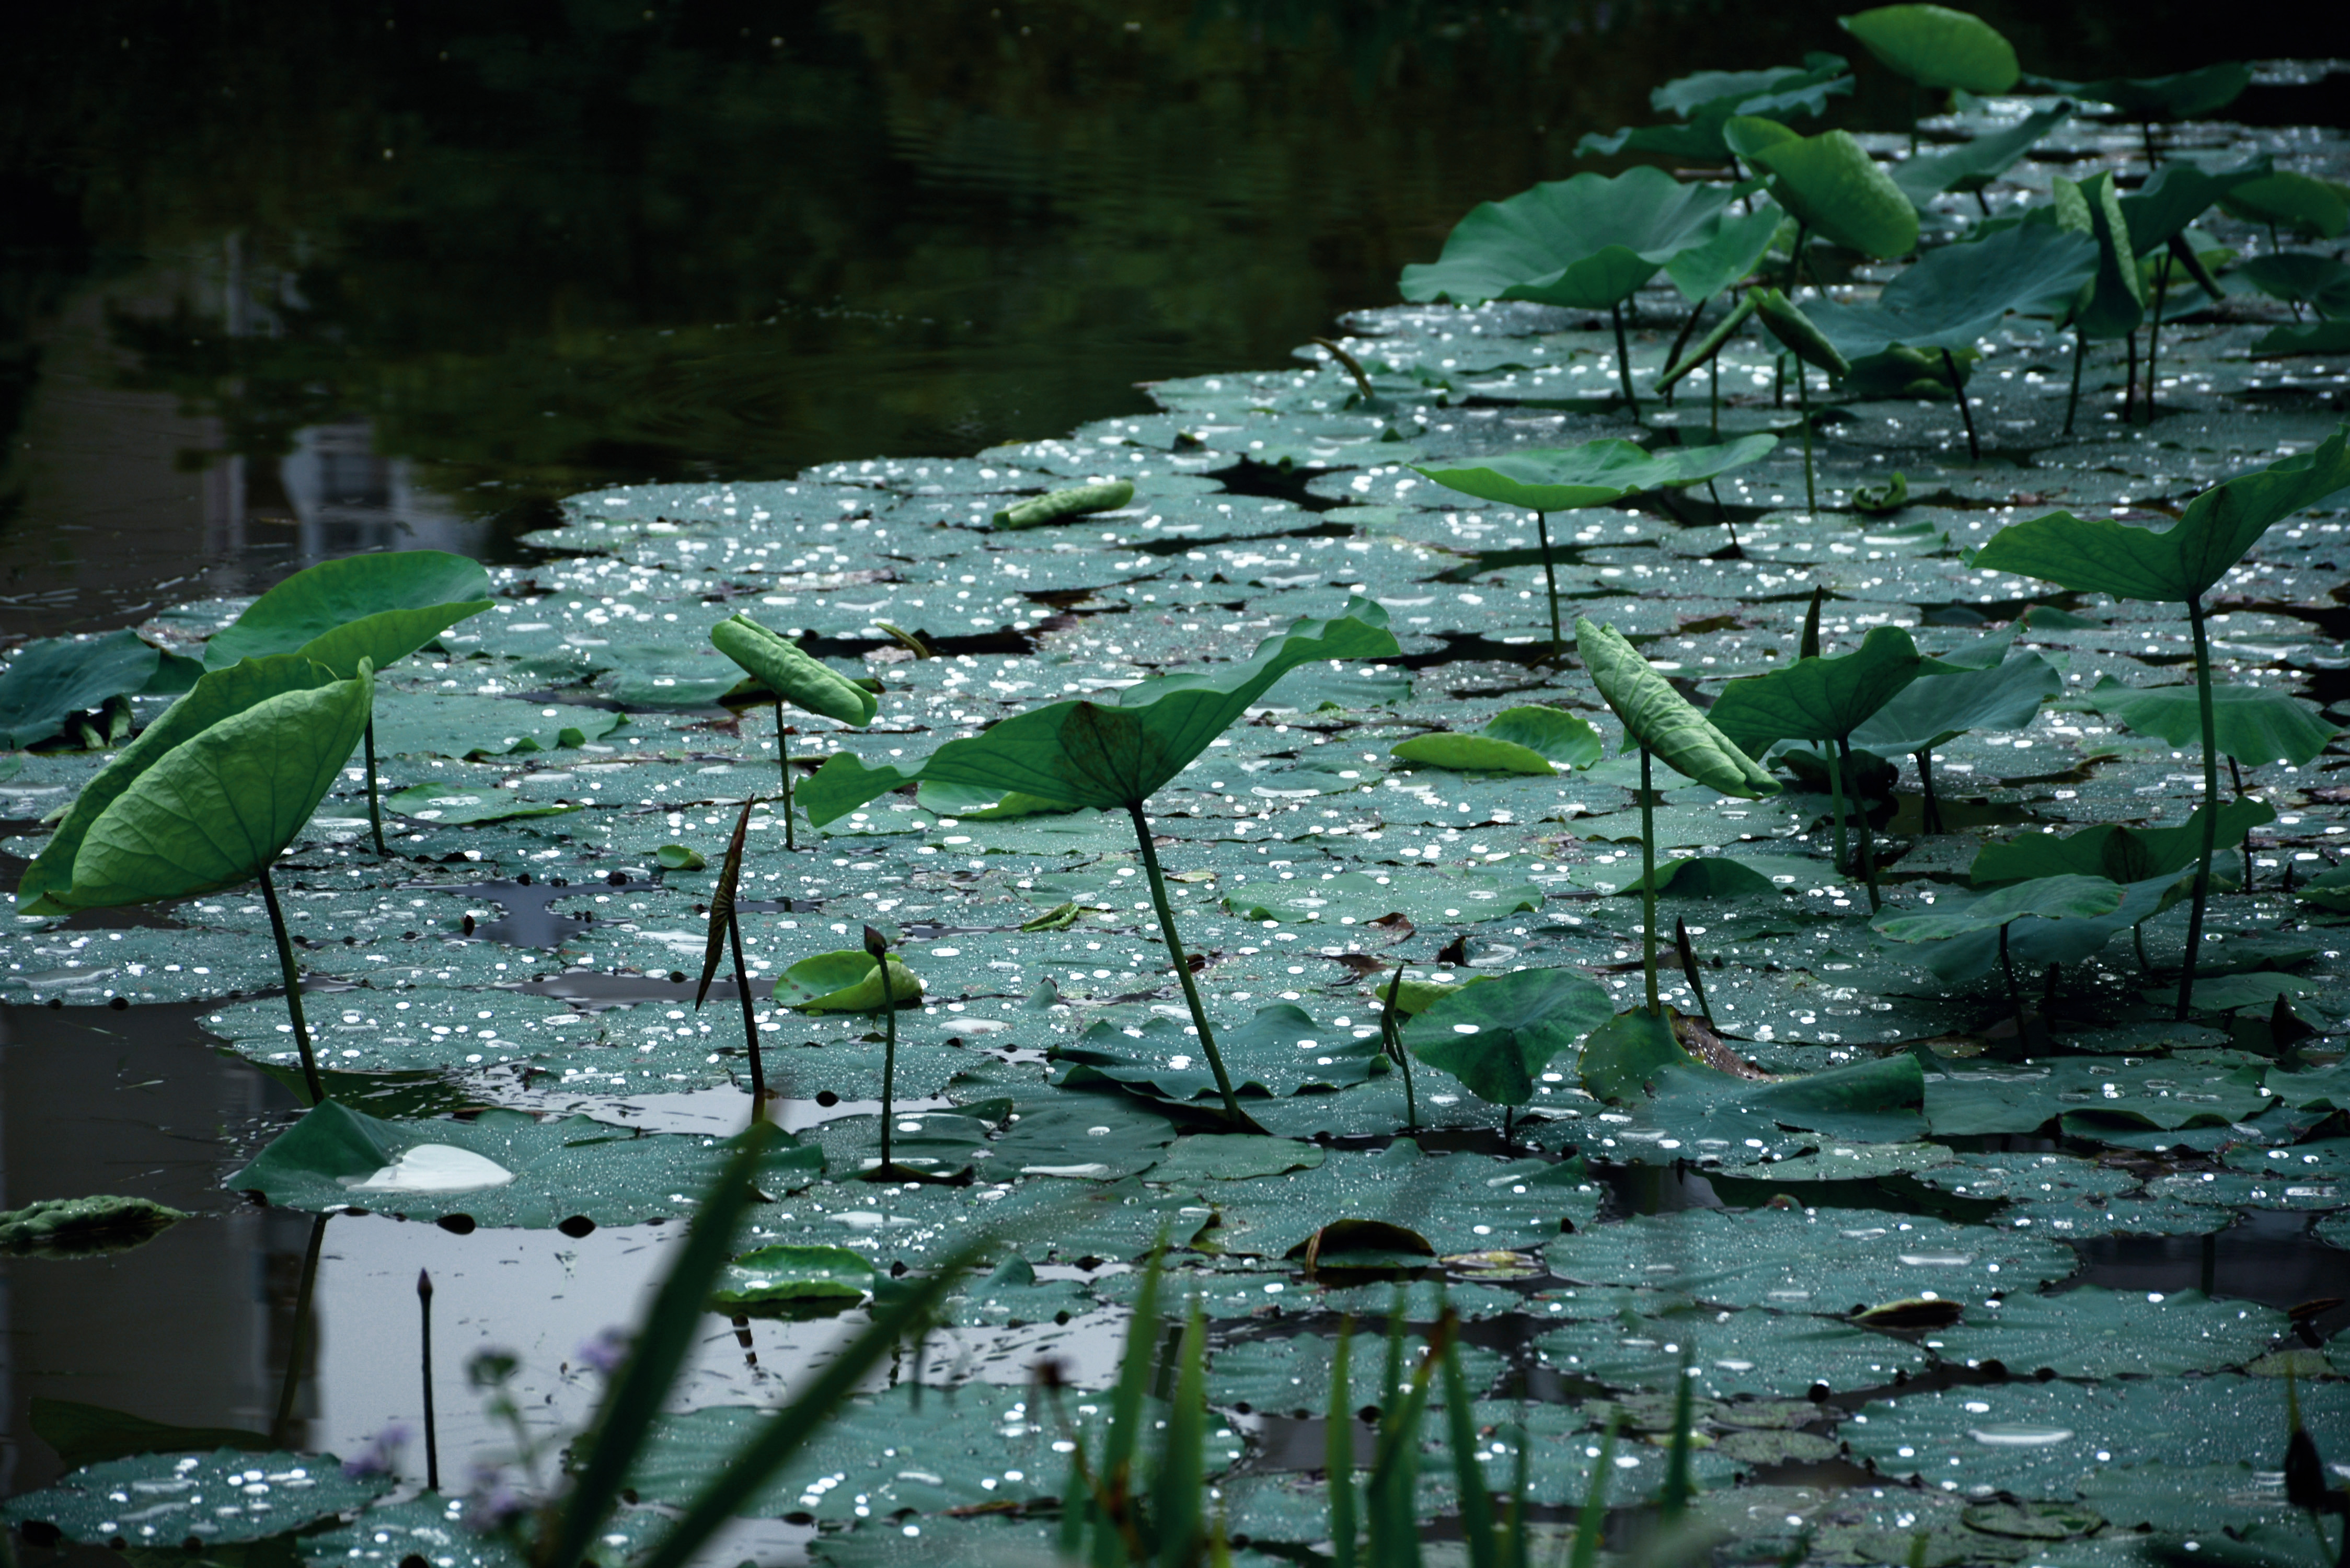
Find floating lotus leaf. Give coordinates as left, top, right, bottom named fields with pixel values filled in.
left=382, top=780, right=583, bottom=825
left=1413, top=434, right=1776, bottom=512
left=0, top=1449, right=390, bottom=1547
left=1802, top=222, right=2099, bottom=360
left=2083, top=677, right=2340, bottom=768
left=1970, top=799, right=2277, bottom=887
left=1403, top=965, right=1616, bottom=1107
left=771, top=950, right=925, bottom=1011
left=1972, top=429, right=2350, bottom=603
left=710, top=1245, right=874, bottom=1310
left=1399, top=168, right=1784, bottom=310
left=1391, top=705, right=1605, bottom=776
left=709, top=612, right=879, bottom=725
left=203, top=550, right=492, bottom=673
left=0, top=630, right=160, bottom=751
left=1837, top=4, right=2019, bottom=94
left=1574, top=617, right=1777, bottom=798
left=1873, top=874, right=2126, bottom=944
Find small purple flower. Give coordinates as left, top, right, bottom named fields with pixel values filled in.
left=464, top=1462, right=530, bottom=1532
left=341, top=1422, right=410, bottom=1480
left=575, top=1327, right=630, bottom=1376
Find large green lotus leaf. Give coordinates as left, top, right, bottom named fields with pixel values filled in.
left=1874, top=874, right=2125, bottom=944
left=1892, top=104, right=2071, bottom=203
left=379, top=780, right=582, bottom=826
left=204, top=551, right=492, bottom=670
left=2031, top=62, right=2250, bottom=122
left=1970, top=428, right=2350, bottom=603
left=368, top=691, right=627, bottom=758
left=16, top=654, right=340, bottom=916
left=1652, top=55, right=1850, bottom=118
left=2221, top=171, right=2350, bottom=240
left=1200, top=1139, right=1601, bottom=1259
left=1413, top=434, right=1776, bottom=512
left=2084, top=678, right=2340, bottom=767
left=1219, top=867, right=1541, bottom=926
left=1804, top=223, right=2098, bottom=359
left=1582, top=57, right=1851, bottom=164
left=1707, top=625, right=1927, bottom=753
left=1145, top=1133, right=1324, bottom=1182
left=1750, top=130, right=1918, bottom=258
left=1849, top=649, right=2059, bottom=754
left=709, top=612, right=879, bottom=725
left=224, top=1099, right=821, bottom=1228
left=1393, top=704, right=1604, bottom=776
left=1575, top=617, right=1778, bottom=798
left=2061, top=172, right=2145, bottom=341
left=1391, top=733, right=1556, bottom=776
left=1838, top=4, right=2018, bottom=93
left=1845, top=1377, right=2350, bottom=1496
left=304, top=1495, right=670, bottom=1568
left=1051, top=1004, right=1389, bottom=1104
left=0, top=630, right=160, bottom=750
left=1752, top=289, right=1849, bottom=376
left=2117, top=154, right=2273, bottom=253
left=624, top=1385, right=1243, bottom=1523
left=1544, top=1204, right=2073, bottom=1309
left=2148, top=1163, right=2349, bottom=1213
left=1577, top=1005, right=1701, bottom=1103
left=1403, top=966, right=1615, bottom=1107
left=1535, top=1307, right=1927, bottom=1400
left=1916, top=873, right=2193, bottom=983
left=61, top=668, right=373, bottom=909
left=1928, top=1286, right=2285, bottom=1378
left=710, top=1244, right=874, bottom=1309
left=2230, top=253, right=2350, bottom=319
left=1924, top=1056, right=2271, bottom=1137
left=799, top=600, right=1399, bottom=823
left=770, top=950, right=925, bottom=1011
left=1398, top=169, right=1782, bottom=309
left=1603, top=1053, right=1928, bottom=1158
left=1971, top=801, right=2278, bottom=888
left=0, top=1448, right=390, bottom=1547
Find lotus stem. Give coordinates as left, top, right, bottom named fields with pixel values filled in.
left=1640, top=746, right=1659, bottom=1014
left=1908, top=79, right=1920, bottom=160
left=1327, top=1321, right=1358, bottom=1568
left=1536, top=511, right=1562, bottom=660
left=1942, top=349, right=1979, bottom=461
left=270, top=1213, right=328, bottom=1446
left=257, top=863, right=324, bottom=1105
left=1824, top=743, right=1851, bottom=883
left=1840, top=737, right=1882, bottom=911
left=2231, top=755, right=2254, bottom=892
left=866, top=925, right=897, bottom=1171
left=1312, top=336, right=1378, bottom=402
left=1126, top=802, right=1255, bottom=1128
left=1708, top=481, right=1740, bottom=552
left=2135, top=921, right=2152, bottom=973
left=1999, top=923, right=2024, bottom=1036
left=777, top=704, right=796, bottom=851
left=2124, top=330, right=2140, bottom=425
left=1661, top=1344, right=1696, bottom=1521
left=1610, top=302, right=1641, bottom=419
left=1773, top=352, right=1785, bottom=409
left=1661, top=296, right=1711, bottom=406
left=1675, top=917, right=1715, bottom=1031
left=418, top=1269, right=440, bottom=1492
left=2065, top=327, right=2085, bottom=436
left=1709, top=359, right=1721, bottom=437
left=1568, top=1417, right=1620, bottom=1568
left=2141, top=119, right=2159, bottom=170
left=364, top=717, right=387, bottom=857
left=2146, top=250, right=2175, bottom=423
left=1915, top=748, right=1944, bottom=835
left=1790, top=223, right=1811, bottom=292
left=1797, top=366, right=1816, bottom=515
left=1383, top=962, right=1418, bottom=1132
left=730, top=898, right=765, bottom=1102
left=2176, top=597, right=2221, bottom=1020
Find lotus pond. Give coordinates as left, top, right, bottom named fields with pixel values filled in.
left=8, top=10, right=2350, bottom=1568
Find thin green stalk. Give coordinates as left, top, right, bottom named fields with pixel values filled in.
left=2065, top=326, right=2086, bottom=435
left=1152, top=1304, right=1210, bottom=1568
left=1659, top=296, right=1711, bottom=407
left=1610, top=302, right=1641, bottom=419
left=1797, top=366, right=1816, bottom=514
left=1915, top=748, right=1944, bottom=834
left=1127, top=802, right=1255, bottom=1129
left=1824, top=744, right=1851, bottom=884
left=1640, top=747, right=1658, bottom=1013
left=363, top=717, right=387, bottom=857
left=1566, top=1418, right=1620, bottom=1568
left=1839, top=736, right=1882, bottom=911
left=2124, top=329, right=2139, bottom=425
left=867, top=926, right=897, bottom=1170
left=2177, top=598, right=2222, bottom=1019
left=1536, top=512, right=1562, bottom=660
left=777, top=704, right=796, bottom=851
left=270, top=1213, right=328, bottom=1445
left=1328, top=1321, right=1359, bottom=1568
left=257, top=863, right=324, bottom=1105
left=1674, top=918, right=1715, bottom=1031
left=1661, top=1346, right=1695, bottom=1523
left=2146, top=250, right=2175, bottom=423
left=1442, top=1318, right=1500, bottom=1568
left=730, top=903, right=764, bottom=1102
left=418, top=1270, right=439, bottom=1492
left=1383, top=962, right=1417, bottom=1131
left=1709, top=359, right=1721, bottom=437
left=1943, top=348, right=1979, bottom=460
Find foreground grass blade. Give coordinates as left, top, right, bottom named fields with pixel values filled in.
left=1328, top=1320, right=1359, bottom=1568
left=1567, top=1417, right=1621, bottom=1568
left=1151, top=1301, right=1210, bottom=1568
left=1440, top=1316, right=1500, bottom=1568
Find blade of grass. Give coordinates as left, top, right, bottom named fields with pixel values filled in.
left=1328, top=1318, right=1359, bottom=1568
left=1565, top=1417, right=1620, bottom=1568
left=1441, top=1313, right=1499, bottom=1568
left=1661, top=1346, right=1696, bottom=1524
left=1151, top=1300, right=1210, bottom=1568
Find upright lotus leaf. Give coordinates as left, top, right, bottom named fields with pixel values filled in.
left=800, top=599, right=1399, bottom=822
left=18, top=654, right=341, bottom=915
left=1579, top=1006, right=1700, bottom=1104
left=771, top=951, right=924, bottom=1012
left=1707, top=627, right=1929, bottom=759
left=2118, top=155, right=2274, bottom=256
left=203, top=551, right=493, bottom=671
left=1972, top=430, right=2350, bottom=603
left=2221, top=173, right=2350, bottom=241
left=710, top=613, right=879, bottom=726
left=1803, top=222, right=2101, bottom=359
left=1411, top=434, right=1777, bottom=512
left=1838, top=5, right=2020, bottom=94
left=0, top=630, right=160, bottom=751
left=2056, top=172, right=2144, bottom=341
left=1574, top=618, right=1777, bottom=799
left=2083, top=677, right=2339, bottom=768
left=1873, top=874, right=2126, bottom=944
left=1723, top=116, right=1801, bottom=160
left=1850, top=645, right=2061, bottom=755
left=1402, top=966, right=1615, bottom=1108
left=2026, top=63, right=2250, bottom=123
left=1970, top=799, right=2277, bottom=887
left=1892, top=105, right=2072, bottom=204
left=1392, top=705, right=1604, bottom=776
left=1751, top=290, right=1849, bottom=376
left=65, top=666, right=375, bottom=908
left=2231, top=255, right=2350, bottom=320
left=1750, top=130, right=1919, bottom=259
left=1586, top=55, right=1853, bottom=163
left=1399, top=169, right=1782, bottom=311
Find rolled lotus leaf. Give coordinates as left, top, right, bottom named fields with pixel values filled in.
left=1656, top=294, right=1758, bottom=393
left=710, top=613, right=878, bottom=727
left=1753, top=289, right=1851, bottom=377
left=1575, top=617, right=1778, bottom=799
left=992, top=481, right=1135, bottom=531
